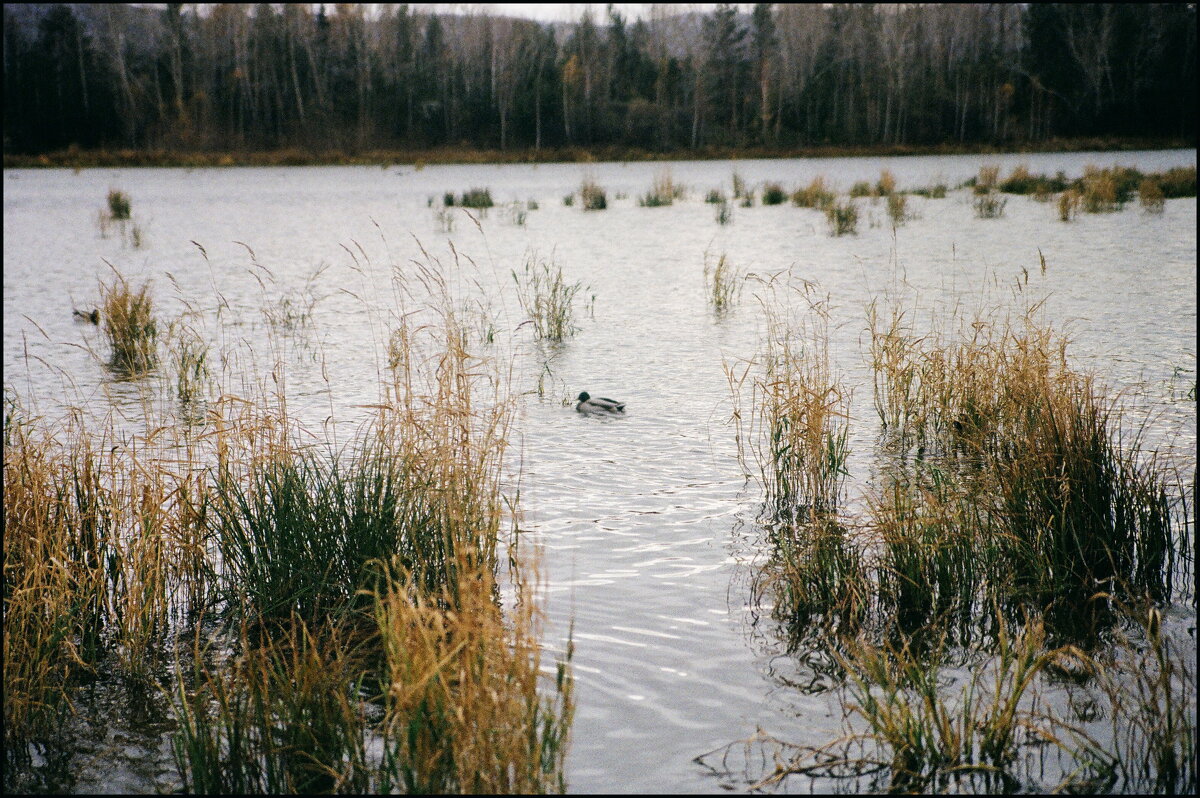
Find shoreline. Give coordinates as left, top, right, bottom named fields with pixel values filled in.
left=4, top=138, right=1194, bottom=169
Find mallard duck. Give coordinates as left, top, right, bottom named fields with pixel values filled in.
left=73, top=308, right=100, bottom=325
left=576, top=391, right=625, bottom=414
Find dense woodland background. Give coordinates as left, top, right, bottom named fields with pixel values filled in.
left=4, top=3, right=1196, bottom=157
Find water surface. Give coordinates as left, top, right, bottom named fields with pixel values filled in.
left=4, top=150, right=1196, bottom=792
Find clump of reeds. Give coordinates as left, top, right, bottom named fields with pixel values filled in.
left=876, top=169, right=897, bottom=196
left=1058, top=189, right=1081, bottom=221
left=705, top=188, right=726, bottom=204
left=1081, top=166, right=1122, bottom=213
left=744, top=284, right=851, bottom=527
left=704, top=251, right=741, bottom=314
left=176, top=544, right=573, bottom=794
left=3, top=417, right=110, bottom=740
left=100, top=270, right=158, bottom=375
left=791, top=177, right=835, bottom=209
left=974, top=164, right=1000, bottom=194
left=849, top=181, right=874, bottom=198
left=513, top=252, right=583, bottom=341
left=4, top=400, right=212, bottom=745
left=262, top=290, right=316, bottom=331
left=579, top=175, right=607, bottom=210
left=107, top=188, right=132, bottom=220
left=173, top=288, right=573, bottom=793
left=909, top=183, right=947, bottom=199
left=1139, top=179, right=1166, bottom=213
left=998, top=165, right=1068, bottom=196
left=372, top=562, right=574, bottom=793
left=434, top=206, right=456, bottom=232
left=444, top=187, right=493, bottom=209
left=562, top=193, right=575, bottom=206
left=639, top=168, right=684, bottom=207
left=825, top=199, right=859, bottom=235
left=1057, top=605, right=1196, bottom=794
left=867, top=303, right=1179, bottom=629
left=1153, top=165, right=1196, bottom=197
left=730, top=281, right=864, bottom=643
left=761, top=182, right=787, bottom=206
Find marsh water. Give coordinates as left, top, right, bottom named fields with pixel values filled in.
left=4, top=150, right=1196, bottom=793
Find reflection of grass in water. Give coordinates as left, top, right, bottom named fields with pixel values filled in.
left=708, top=606, right=1194, bottom=794
left=973, top=191, right=1007, bottom=218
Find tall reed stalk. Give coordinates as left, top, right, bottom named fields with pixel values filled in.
left=704, top=251, right=741, bottom=314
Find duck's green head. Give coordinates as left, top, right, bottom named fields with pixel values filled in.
left=577, top=392, right=590, bottom=401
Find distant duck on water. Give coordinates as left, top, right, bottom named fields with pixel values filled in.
left=73, top=308, right=100, bottom=325
left=576, top=391, right=626, bottom=414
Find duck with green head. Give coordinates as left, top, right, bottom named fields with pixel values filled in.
left=576, top=391, right=625, bottom=414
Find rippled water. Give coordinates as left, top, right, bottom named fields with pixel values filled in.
left=4, top=150, right=1196, bottom=793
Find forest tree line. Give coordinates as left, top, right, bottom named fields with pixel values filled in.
left=4, top=3, right=1196, bottom=156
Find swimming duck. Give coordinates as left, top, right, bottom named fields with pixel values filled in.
left=73, top=308, right=100, bottom=325
left=576, top=391, right=625, bottom=414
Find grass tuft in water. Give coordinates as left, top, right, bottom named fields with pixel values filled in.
left=579, top=175, right=607, bottom=210
left=639, top=168, right=684, bottom=207
left=100, top=269, right=158, bottom=375
left=762, top=182, right=787, bottom=205
left=825, top=199, right=859, bottom=235
left=106, top=188, right=131, bottom=220
left=1058, top=189, right=1081, bottom=221
left=876, top=169, right=897, bottom=196
left=445, top=187, right=493, bottom=209
left=513, top=252, right=583, bottom=342
left=791, top=177, right=834, bottom=209
left=1139, top=178, right=1166, bottom=213
left=704, top=251, right=742, bottom=314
